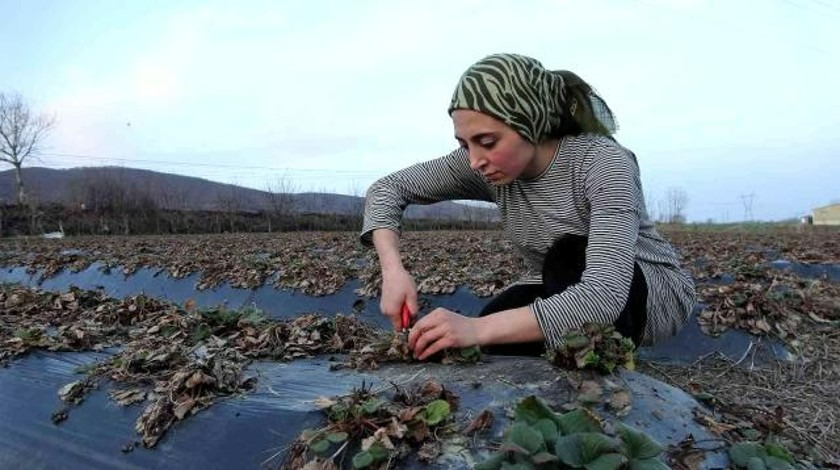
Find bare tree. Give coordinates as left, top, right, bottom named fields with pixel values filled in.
left=644, top=195, right=658, bottom=222
left=0, top=92, right=55, bottom=205
left=265, top=175, right=298, bottom=232
left=215, top=181, right=242, bottom=233
left=665, top=187, right=689, bottom=224
left=459, top=201, right=482, bottom=228
left=346, top=180, right=367, bottom=231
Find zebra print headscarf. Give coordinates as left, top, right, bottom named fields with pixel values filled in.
left=448, top=53, right=617, bottom=143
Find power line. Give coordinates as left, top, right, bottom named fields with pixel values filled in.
left=785, top=0, right=840, bottom=18
left=40, top=152, right=385, bottom=176
left=632, top=0, right=834, bottom=56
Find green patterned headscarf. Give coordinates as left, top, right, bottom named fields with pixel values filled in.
left=448, top=53, right=617, bottom=143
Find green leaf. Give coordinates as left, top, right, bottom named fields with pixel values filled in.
left=533, top=418, right=559, bottom=446
left=583, top=350, right=600, bottom=367
left=585, top=453, right=627, bottom=470
left=507, top=422, right=545, bottom=455
left=617, top=423, right=665, bottom=459
left=747, top=457, right=768, bottom=470
left=499, top=442, right=532, bottom=456
left=309, top=439, right=330, bottom=455
left=532, top=452, right=558, bottom=464
left=557, top=409, right=601, bottom=435
left=623, top=351, right=636, bottom=371
left=556, top=434, right=585, bottom=467
left=692, top=392, right=715, bottom=402
left=730, top=443, right=768, bottom=467
left=565, top=334, right=591, bottom=349
left=460, top=345, right=482, bottom=360
left=556, top=433, right=621, bottom=467
left=160, top=325, right=178, bottom=338
left=423, top=399, right=451, bottom=426
left=764, top=456, right=795, bottom=470
left=600, top=359, right=617, bottom=374
left=352, top=451, right=374, bottom=469
left=190, top=323, right=212, bottom=343
left=326, top=431, right=348, bottom=443
left=629, top=457, right=670, bottom=470
left=329, top=403, right=349, bottom=421
left=579, top=433, right=621, bottom=463
left=368, top=443, right=390, bottom=461
left=500, top=463, right=533, bottom=470
left=514, top=396, right=561, bottom=427
left=361, top=397, right=385, bottom=415
left=474, top=452, right=507, bottom=470
left=300, top=428, right=318, bottom=440
left=764, top=443, right=794, bottom=464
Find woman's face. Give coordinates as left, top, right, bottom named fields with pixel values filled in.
left=452, top=109, right=538, bottom=185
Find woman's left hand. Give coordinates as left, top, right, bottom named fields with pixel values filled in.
left=408, top=308, right=480, bottom=360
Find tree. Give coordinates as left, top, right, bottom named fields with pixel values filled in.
left=215, top=180, right=242, bottom=233
left=0, top=92, right=55, bottom=205
left=665, top=187, right=689, bottom=224
left=265, top=175, right=298, bottom=232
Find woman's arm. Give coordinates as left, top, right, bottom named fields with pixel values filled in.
left=409, top=304, right=544, bottom=360
left=361, top=148, right=494, bottom=246
left=363, top=148, right=495, bottom=329
left=372, top=228, right=418, bottom=330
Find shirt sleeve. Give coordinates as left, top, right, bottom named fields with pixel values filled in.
left=530, top=140, right=642, bottom=349
left=360, top=148, right=495, bottom=246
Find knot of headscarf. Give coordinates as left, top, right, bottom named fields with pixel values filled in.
left=448, top=53, right=618, bottom=143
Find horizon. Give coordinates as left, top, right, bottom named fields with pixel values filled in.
left=2, top=0, right=838, bottom=222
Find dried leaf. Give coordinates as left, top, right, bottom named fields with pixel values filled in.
left=463, top=409, right=494, bottom=435
left=173, top=399, right=195, bottom=420
left=608, top=390, right=632, bottom=416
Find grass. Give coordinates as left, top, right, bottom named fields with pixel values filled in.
left=638, top=327, right=840, bottom=463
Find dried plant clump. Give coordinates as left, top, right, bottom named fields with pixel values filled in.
left=1, top=283, right=485, bottom=449
left=281, top=379, right=460, bottom=469
left=546, top=323, right=636, bottom=375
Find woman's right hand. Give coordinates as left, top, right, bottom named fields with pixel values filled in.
left=380, top=267, right=419, bottom=331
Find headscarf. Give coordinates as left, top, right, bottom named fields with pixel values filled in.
left=447, top=53, right=618, bottom=143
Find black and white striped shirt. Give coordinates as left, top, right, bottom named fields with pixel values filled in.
left=361, top=134, right=696, bottom=346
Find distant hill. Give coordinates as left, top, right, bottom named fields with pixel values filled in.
left=0, top=166, right=498, bottom=221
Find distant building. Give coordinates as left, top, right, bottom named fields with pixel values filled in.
left=813, top=203, right=840, bottom=225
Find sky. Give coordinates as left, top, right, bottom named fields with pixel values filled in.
left=1, top=0, right=838, bottom=222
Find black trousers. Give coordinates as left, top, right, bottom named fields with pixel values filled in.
left=479, top=235, right=648, bottom=356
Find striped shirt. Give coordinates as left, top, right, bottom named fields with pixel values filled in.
left=361, top=134, right=696, bottom=346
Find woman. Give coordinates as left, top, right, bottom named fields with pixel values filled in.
left=361, top=53, right=695, bottom=360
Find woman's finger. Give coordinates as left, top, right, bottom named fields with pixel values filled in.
left=417, top=333, right=454, bottom=360
left=412, top=324, right=444, bottom=359
left=408, top=308, right=442, bottom=348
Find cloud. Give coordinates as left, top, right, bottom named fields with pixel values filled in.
left=20, top=0, right=840, bottom=219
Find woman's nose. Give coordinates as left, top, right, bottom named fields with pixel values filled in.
left=468, top=150, right=487, bottom=171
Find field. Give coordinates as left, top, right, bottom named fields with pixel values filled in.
left=1, top=226, right=839, bottom=468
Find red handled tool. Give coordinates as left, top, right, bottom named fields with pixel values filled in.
left=400, top=302, right=412, bottom=333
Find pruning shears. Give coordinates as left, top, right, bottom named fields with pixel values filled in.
left=400, top=302, right=413, bottom=336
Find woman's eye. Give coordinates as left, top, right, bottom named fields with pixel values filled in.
left=479, top=139, right=496, bottom=149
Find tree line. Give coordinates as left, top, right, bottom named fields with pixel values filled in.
left=0, top=169, right=500, bottom=237
left=1, top=91, right=689, bottom=237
